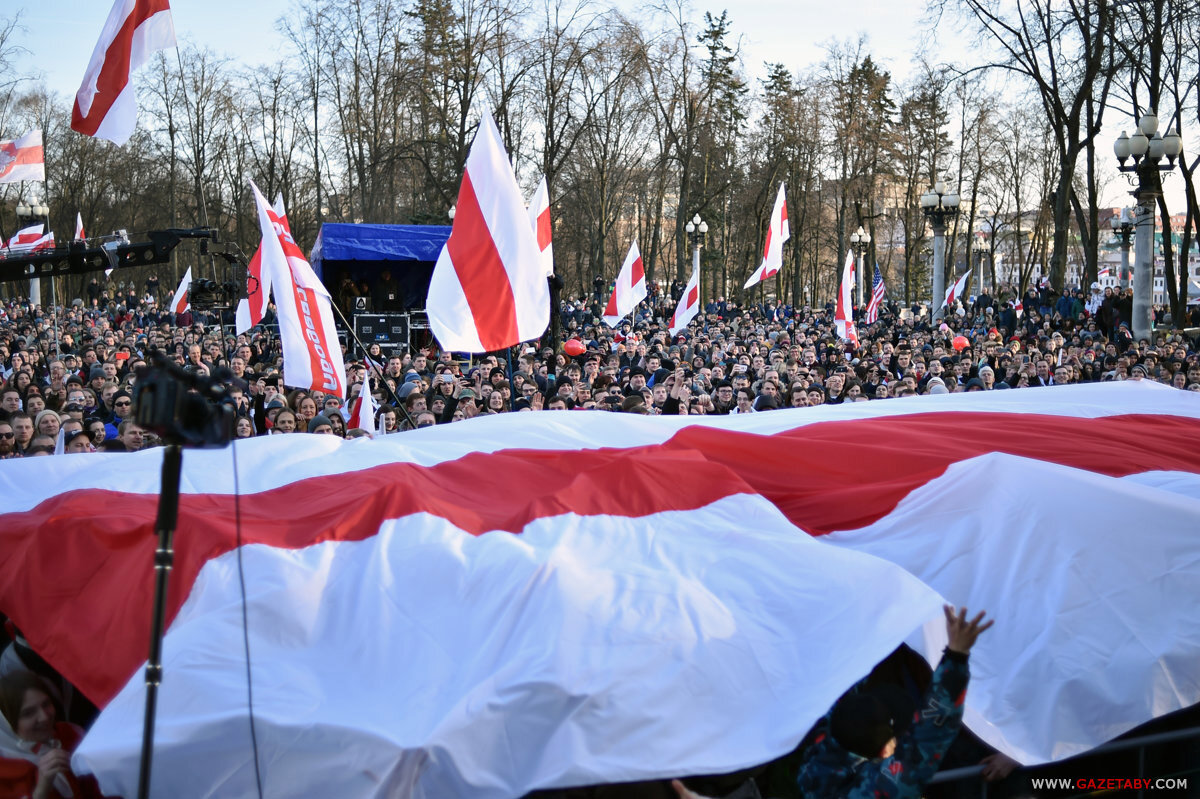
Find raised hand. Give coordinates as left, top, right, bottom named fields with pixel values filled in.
left=944, top=605, right=994, bottom=654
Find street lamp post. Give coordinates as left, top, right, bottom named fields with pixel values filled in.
left=685, top=213, right=708, bottom=304
left=15, top=197, right=57, bottom=354
left=972, top=237, right=989, bottom=297
left=1113, top=112, right=1182, bottom=341
left=1109, top=207, right=1135, bottom=290
left=920, top=180, right=960, bottom=321
left=849, top=225, right=871, bottom=309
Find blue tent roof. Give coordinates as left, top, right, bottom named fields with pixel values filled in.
left=310, top=223, right=450, bottom=276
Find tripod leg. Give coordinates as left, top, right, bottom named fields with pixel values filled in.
left=137, top=443, right=182, bottom=799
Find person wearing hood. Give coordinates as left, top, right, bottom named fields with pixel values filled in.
left=0, top=671, right=106, bottom=798
left=796, top=606, right=993, bottom=799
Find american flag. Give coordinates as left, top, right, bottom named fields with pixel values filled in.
left=864, top=265, right=886, bottom=323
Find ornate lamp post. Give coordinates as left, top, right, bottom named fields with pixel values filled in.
left=920, top=180, right=960, bottom=320
left=972, top=236, right=989, bottom=296
left=1108, top=207, right=1135, bottom=290
left=1113, top=112, right=1182, bottom=341
left=685, top=213, right=708, bottom=303
left=849, top=225, right=871, bottom=309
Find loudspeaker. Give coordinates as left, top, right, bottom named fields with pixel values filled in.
left=353, top=313, right=410, bottom=354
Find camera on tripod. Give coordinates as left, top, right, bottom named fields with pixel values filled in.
left=190, top=278, right=240, bottom=311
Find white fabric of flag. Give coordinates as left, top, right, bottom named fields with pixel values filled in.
left=346, top=371, right=378, bottom=432
left=235, top=193, right=282, bottom=334
left=169, top=267, right=190, bottom=314
left=250, top=180, right=347, bottom=398
left=0, top=130, right=45, bottom=183
left=428, top=112, right=549, bottom=353
left=72, top=0, right=175, bottom=146
left=743, top=183, right=789, bottom=289
left=668, top=258, right=701, bottom=336
left=602, top=240, right=647, bottom=328
left=944, top=270, right=971, bottom=309
left=527, top=175, right=554, bottom=277
left=834, top=249, right=858, bottom=345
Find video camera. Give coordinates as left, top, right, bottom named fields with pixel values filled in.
left=134, top=352, right=235, bottom=448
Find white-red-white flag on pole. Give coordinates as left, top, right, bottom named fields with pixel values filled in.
left=527, top=175, right=554, bottom=277
left=72, top=0, right=176, bottom=146
left=834, top=250, right=858, bottom=346
left=743, top=183, right=789, bottom=289
left=235, top=193, right=282, bottom=334
left=1014, top=298, right=1024, bottom=318
left=75, top=212, right=86, bottom=242
left=428, top=111, right=549, bottom=353
left=250, top=180, right=347, bottom=398
left=170, top=267, right=191, bottom=314
left=0, top=131, right=45, bottom=183
left=345, top=371, right=378, bottom=432
left=668, top=257, right=701, bottom=336
left=4, top=225, right=47, bottom=252
left=943, top=270, right=971, bottom=310
left=602, top=241, right=647, bottom=328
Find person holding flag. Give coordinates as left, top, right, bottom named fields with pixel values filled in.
left=864, top=265, right=887, bottom=324
left=942, top=270, right=971, bottom=313
left=345, top=370, right=378, bottom=434
left=669, top=258, right=701, bottom=336
left=169, top=267, right=191, bottom=315
left=834, top=250, right=858, bottom=346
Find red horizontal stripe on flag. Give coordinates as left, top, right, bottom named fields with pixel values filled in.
left=446, top=171, right=520, bottom=351
left=632, top=256, right=644, bottom=285
left=72, top=0, right=171, bottom=136
left=2, top=412, right=1199, bottom=707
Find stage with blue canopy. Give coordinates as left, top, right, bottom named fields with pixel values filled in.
left=310, top=223, right=450, bottom=313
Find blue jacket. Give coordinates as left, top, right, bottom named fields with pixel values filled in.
left=797, top=649, right=969, bottom=799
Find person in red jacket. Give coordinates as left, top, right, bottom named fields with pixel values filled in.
left=0, top=672, right=106, bottom=799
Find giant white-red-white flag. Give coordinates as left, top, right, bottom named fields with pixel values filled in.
left=169, top=267, right=190, bottom=314
left=428, top=111, right=549, bottom=352
left=668, top=257, right=701, bottom=336
left=0, top=384, right=1198, bottom=798
left=743, top=183, right=789, bottom=289
left=527, top=175, right=554, bottom=277
left=0, top=130, right=45, bottom=183
left=235, top=193, right=283, bottom=334
left=834, top=249, right=858, bottom=345
left=345, top=371, right=378, bottom=432
left=602, top=241, right=647, bottom=328
left=250, top=181, right=347, bottom=398
left=943, top=269, right=971, bottom=309
left=72, top=0, right=176, bottom=146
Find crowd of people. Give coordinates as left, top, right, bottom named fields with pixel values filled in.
left=1, top=275, right=1198, bottom=458
left=2, top=272, right=1199, bottom=795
